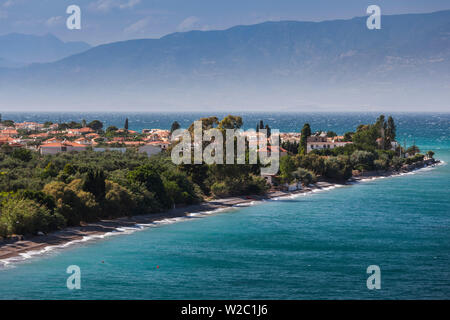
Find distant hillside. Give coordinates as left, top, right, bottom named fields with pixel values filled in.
left=0, top=33, right=91, bottom=65
left=0, top=10, right=449, bottom=111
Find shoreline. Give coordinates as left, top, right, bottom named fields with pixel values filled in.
left=0, top=159, right=441, bottom=267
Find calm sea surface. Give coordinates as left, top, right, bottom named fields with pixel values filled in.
left=0, top=112, right=449, bottom=299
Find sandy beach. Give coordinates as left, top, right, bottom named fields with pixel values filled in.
left=0, top=159, right=440, bottom=264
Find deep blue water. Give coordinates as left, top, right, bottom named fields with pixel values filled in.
left=0, top=112, right=449, bottom=299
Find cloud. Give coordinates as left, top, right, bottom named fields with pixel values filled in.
left=124, top=17, right=149, bottom=34
left=2, top=0, right=15, bottom=8
left=177, top=16, right=200, bottom=31
left=0, top=10, right=7, bottom=19
left=119, top=0, right=141, bottom=9
left=45, top=16, right=63, bottom=27
left=89, top=0, right=141, bottom=12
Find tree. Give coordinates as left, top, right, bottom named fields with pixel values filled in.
left=83, top=169, right=106, bottom=201
left=279, top=155, right=296, bottom=182
left=324, top=157, right=352, bottom=181
left=63, top=163, right=76, bottom=175
left=127, top=165, right=171, bottom=208
left=281, top=141, right=299, bottom=155
left=106, top=125, right=118, bottom=135
left=58, top=123, right=69, bottom=130
left=292, top=168, right=316, bottom=186
left=11, top=148, right=32, bottom=162
left=350, top=150, right=376, bottom=171
left=188, top=116, right=219, bottom=132
left=2, top=120, right=14, bottom=127
left=124, top=118, right=129, bottom=131
left=104, top=180, right=135, bottom=217
left=87, top=120, right=103, bottom=131
left=327, top=131, right=337, bottom=138
left=43, top=180, right=95, bottom=225
left=41, top=162, right=58, bottom=178
left=426, top=150, right=435, bottom=159
left=406, top=145, right=420, bottom=156
left=68, top=121, right=82, bottom=129
left=0, top=198, right=64, bottom=236
left=218, top=115, right=243, bottom=130
left=81, top=119, right=87, bottom=127
left=375, top=115, right=386, bottom=130
left=352, top=125, right=379, bottom=150
left=343, top=132, right=354, bottom=142
left=298, top=123, right=311, bottom=155
left=374, top=115, right=387, bottom=149
left=383, top=116, right=397, bottom=149
left=386, top=116, right=396, bottom=141
left=170, top=121, right=181, bottom=134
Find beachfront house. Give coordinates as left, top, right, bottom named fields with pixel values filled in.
left=306, top=133, right=352, bottom=153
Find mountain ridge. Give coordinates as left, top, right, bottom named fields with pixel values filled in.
left=1, top=10, right=449, bottom=111
left=0, top=33, right=91, bottom=66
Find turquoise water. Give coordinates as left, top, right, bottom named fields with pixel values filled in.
left=0, top=113, right=449, bottom=299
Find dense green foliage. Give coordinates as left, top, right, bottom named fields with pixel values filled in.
left=180, top=115, right=269, bottom=198
left=0, top=149, right=204, bottom=237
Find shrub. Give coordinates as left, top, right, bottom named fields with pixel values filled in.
left=324, top=157, right=352, bottom=181
left=374, top=159, right=388, bottom=171
left=292, top=168, right=316, bottom=186
left=104, top=180, right=135, bottom=217
left=0, top=198, right=64, bottom=236
left=211, top=182, right=229, bottom=198
left=11, top=148, right=33, bottom=162
left=350, top=150, right=376, bottom=170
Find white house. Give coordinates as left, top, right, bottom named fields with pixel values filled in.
left=40, top=142, right=87, bottom=155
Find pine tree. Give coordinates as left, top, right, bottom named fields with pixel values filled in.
left=124, top=118, right=129, bottom=131
left=386, top=116, right=396, bottom=141
left=298, top=123, right=311, bottom=155
left=83, top=169, right=106, bottom=201
left=170, top=121, right=180, bottom=134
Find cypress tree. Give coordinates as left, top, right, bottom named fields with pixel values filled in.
left=299, top=123, right=311, bottom=155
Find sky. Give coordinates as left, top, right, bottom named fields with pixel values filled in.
left=0, top=0, right=449, bottom=45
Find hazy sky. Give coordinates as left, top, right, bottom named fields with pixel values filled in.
left=0, top=0, right=449, bottom=45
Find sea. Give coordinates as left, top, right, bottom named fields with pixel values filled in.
left=0, top=112, right=449, bottom=299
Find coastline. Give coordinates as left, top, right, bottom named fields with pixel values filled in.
left=0, top=159, right=441, bottom=267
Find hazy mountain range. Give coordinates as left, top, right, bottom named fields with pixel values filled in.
left=0, top=33, right=91, bottom=67
left=0, top=10, right=449, bottom=111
